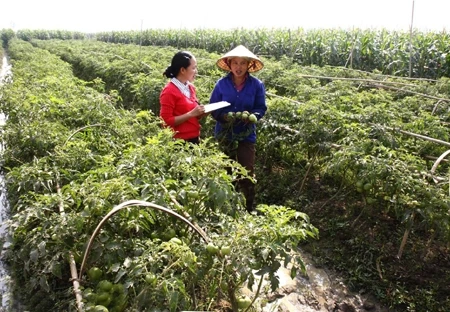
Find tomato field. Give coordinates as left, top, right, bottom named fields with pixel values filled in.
left=0, top=27, right=449, bottom=311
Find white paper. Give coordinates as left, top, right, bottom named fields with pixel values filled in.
left=203, top=101, right=231, bottom=113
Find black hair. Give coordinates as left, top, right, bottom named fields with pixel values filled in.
left=163, top=51, right=194, bottom=78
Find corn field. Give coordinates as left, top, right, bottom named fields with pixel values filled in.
left=12, top=27, right=450, bottom=79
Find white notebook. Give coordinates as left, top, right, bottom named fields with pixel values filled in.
left=204, top=101, right=231, bottom=113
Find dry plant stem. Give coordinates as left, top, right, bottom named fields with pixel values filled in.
left=381, top=125, right=450, bottom=147
left=376, top=256, right=383, bottom=280
left=431, top=99, right=444, bottom=114
left=266, top=92, right=304, bottom=105
left=299, top=74, right=450, bottom=102
left=334, top=66, right=438, bottom=82
left=56, top=182, right=83, bottom=311
left=299, top=74, right=419, bottom=88
left=243, top=273, right=265, bottom=312
left=369, top=83, right=450, bottom=102
left=207, top=258, right=227, bottom=311
left=319, top=188, right=352, bottom=211
left=351, top=197, right=367, bottom=228
left=63, top=123, right=104, bottom=145
left=397, top=211, right=415, bottom=260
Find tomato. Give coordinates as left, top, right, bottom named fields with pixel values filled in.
left=206, top=243, right=219, bottom=255
left=227, top=112, right=235, bottom=121
left=241, top=112, right=249, bottom=120
left=145, top=273, right=157, bottom=286
left=170, top=237, right=182, bottom=245
left=220, top=245, right=231, bottom=256
left=220, top=280, right=228, bottom=291
left=97, top=280, right=113, bottom=293
left=188, top=190, right=199, bottom=199
left=237, top=295, right=252, bottom=309
left=363, top=183, right=372, bottom=191
left=83, top=288, right=97, bottom=303
left=93, top=305, right=109, bottom=312
left=355, top=180, right=364, bottom=188
left=163, top=228, right=176, bottom=241
left=88, top=267, right=103, bottom=282
left=248, top=114, right=257, bottom=123
left=112, top=283, right=125, bottom=294
left=366, top=197, right=376, bottom=204
left=235, top=111, right=242, bottom=118
left=96, top=292, right=111, bottom=306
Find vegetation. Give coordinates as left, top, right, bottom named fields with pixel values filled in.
left=10, top=27, right=450, bottom=79
left=0, top=27, right=449, bottom=311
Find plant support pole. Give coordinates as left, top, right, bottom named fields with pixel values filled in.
left=56, top=182, right=84, bottom=311
left=409, top=0, right=415, bottom=78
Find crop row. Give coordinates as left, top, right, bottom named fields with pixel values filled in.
left=24, top=37, right=450, bottom=310
left=0, top=39, right=317, bottom=311
left=8, top=27, right=450, bottom=80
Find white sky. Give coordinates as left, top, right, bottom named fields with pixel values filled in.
left=1, top=0, right=449, bottom=33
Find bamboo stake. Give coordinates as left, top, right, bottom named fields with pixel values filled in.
left=299, top=74, right=427, bottom=88
left=266, top=92, right=304, bottom=105
left=397, top=211, right=415, bottom=260
left=334, top=66, right=438, bottom=82
left=409, top=0, right=415, bottom=78
left=381, top=125, right=450, bottom=147
left=369, top=83, right=450, bottom=102
left=56, top=182, right=84, bottom=311
left=298, top=73, right=449, bottom=102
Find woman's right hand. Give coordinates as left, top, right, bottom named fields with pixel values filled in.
left=190, top=105, right=206, bottom=117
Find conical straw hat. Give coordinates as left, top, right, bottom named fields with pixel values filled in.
left=216, top=45, right=264, bottom=73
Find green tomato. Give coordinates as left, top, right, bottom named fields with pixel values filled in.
left=163, top=228, right=176, bottom=240
left=112, top=283, right=125, bottom=294
left=237, top=296, right=252, bottom=309
left=83, top=288, right=97, bottom=303
left=355, top=180, right=364, bottom=188
left=97, top=280, right=113, bottom=293
left=248, top=114, right=257, bottom=123
left=366, top=197, right=376, bottom=204
left=96, top=292, right=111, bottom=306
left=88, top=267, right=103, bottom=282
left=188, top=190, right=199, bottom=199
left=145, top=273, right=157, bottom=286
left=363, top=183, right=373, bottom=191
left=93, top=305, right=109, bottom=312
left=170, top=237, right=183, bottom=245
left=220, top=245, right=231, bottom=256
left=206, top=243, right=219, bottom=255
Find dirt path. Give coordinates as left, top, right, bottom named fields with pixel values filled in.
left=243, top=250, right=389, bottom=312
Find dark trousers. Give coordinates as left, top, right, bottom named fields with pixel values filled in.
left=224, top=141, right=256, bottom=212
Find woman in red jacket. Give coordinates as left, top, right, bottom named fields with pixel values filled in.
left=160, top=51, right=206, bottom=144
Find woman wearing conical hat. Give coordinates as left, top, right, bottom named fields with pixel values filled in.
left=209, top=45, right=267, bottom=212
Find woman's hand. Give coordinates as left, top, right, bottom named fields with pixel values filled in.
left=189, top=104, right=206, bottom=117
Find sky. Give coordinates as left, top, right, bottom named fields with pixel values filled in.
left=1, top=0, right=449, bottom=33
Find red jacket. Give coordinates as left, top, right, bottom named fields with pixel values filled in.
left=160, top=82, right=200, bottom=140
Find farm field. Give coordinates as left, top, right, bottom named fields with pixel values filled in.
left=0, top=28, right=450, bottom=311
